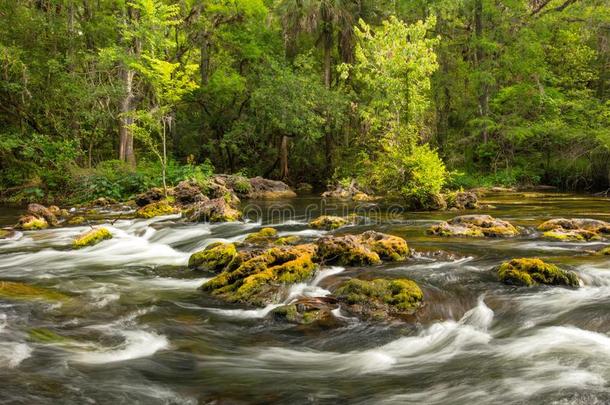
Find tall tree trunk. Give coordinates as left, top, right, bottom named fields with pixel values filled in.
left=279, top=135, right=289, bottom=180
left=200, top=32, right=210, bottom=85
left=322, top=19, right=333, bottom=176
left=474, top=0, right=489, bottom=144
left=118, top=67, right=136, bottom=167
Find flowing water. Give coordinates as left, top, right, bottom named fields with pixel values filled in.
left=1, top=192, right=609, bottom=404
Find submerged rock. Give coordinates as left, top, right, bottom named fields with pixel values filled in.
left=334, top=278, right=423, bottom=320
left=136, top=200, right=178, bottom=219
left=309, top=215, right=355, bottom=230
left=201, top=244, right=317, bottom=306
left=497, top=258, right=580, bottom=287
left=72, top=227, right=112, bottom=249
left=428, top=215, right=519, bottom=237
left=0, top=281, right=69, bottom=302
left=538, top=218, right=610, bottom=241
left=247, top=177, right=296, bottom=199
left=271, top=297, right=339, bottom=325
left=183, top=198, right=241, bottom=223
left=188, top=242, right=238, bottom=272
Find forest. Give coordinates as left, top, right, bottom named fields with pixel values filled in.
left=1, top=0, right=609, bottom=206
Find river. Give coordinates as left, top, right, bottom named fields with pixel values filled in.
left=0, top=192, right=609, bottom=404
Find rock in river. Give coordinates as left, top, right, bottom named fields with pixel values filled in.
left=72, top=227, right=113, bottom=249
left=183, top=198, right=242, bottom=223
left=538, top=218, right=610, bottom=241
left=497, top=258, right=580, bottom=287
left=428, top=215, right=519, bottom=237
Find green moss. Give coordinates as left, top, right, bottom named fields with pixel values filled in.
left=136, top=200, right=177, bottom=219
left=0, top=229, right=10, bottom=239
left=309, top=215, right=349, bottom=230
left=0, top=281, right=69, bottom=302
left=244, top=227, right=278, bottom=244
left=72, top=227, right=112, bottom=249
left=428, top=215, right=518, bottom=238
left=201, top=244, right=317, bottom=305
left=542, top=230, right=599, bottom=241
left=67, top=216, right=86, bottom=225
left=20, top=217, right=48, bottom=230
left=315, top=235, right=381, bottom=266
left=188, top=243, right=237, bottom=272
left=334, top=278, right=423, bottom=318
left=28, top=328, right=71, bottom=344
left=360, top=231, right=409, bottom=261
left=597, top=247, right=610, bottom=255
left=498, top=258, right=580, bottom=287
left=275, top=235, right=301, bottom=245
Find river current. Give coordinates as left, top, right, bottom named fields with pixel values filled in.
left=0, top=192, right=609, bottom=404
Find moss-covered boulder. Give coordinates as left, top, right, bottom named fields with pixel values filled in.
left=0, top=229, right=14, bottom=239
left=334, top=278, right=423, bottom=320
left=183, top=198, right=242, bottom=223
left=538, top=218, right=610, bottom=241
left=309, top=215, right=353, bottom=230
left=136, top=200, right=178, bottom=219
left=497, top=258, right=580, bottom=287
left=597, top=247, right=610, bottom=255
left=445, top=191, right=478, bottom=210
left=72, top=227, right=112, bottom=249
left=359, top=231, right=410, bottom=261
left=188, top=242, right=238, bottom=272
left=27, top=203, right=58, bottom=226
left=135, top=187, right=165, bottom=207
left=173, top=180, right=206, bottom=205
left=315, top=235, right=381, bottom=266
left=0, top=281, right=69, bottom=302
left=244, top=227, right=278, bottom=244
left=428, top=214, right=519, bottom=237
left=201, top=244, right=317, bottom=306
left=67, top=216, right=86, bottom=225
left=271, top=297, right=339, bottom=325
left=16, top=215, right=48, bottom=230
left=274, top=235, right=301, bottom=246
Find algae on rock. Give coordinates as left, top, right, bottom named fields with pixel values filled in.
left=136, top=200, right=178, bottom=219
left=72, top=227, right=112, bottom=249
left=188, top=242, right=238, bottom=272
left=497, top=258, right=580, bottom=287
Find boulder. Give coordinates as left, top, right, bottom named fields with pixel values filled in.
left=295, top=183, right=313, bottom=193
left=446, top=191, right=478, bottom=210
left=201, top=244, right=317, bottom=306
left=183, top=198, right=242, bottom=223
left=67, top=216, right=86, bottom=225
left=334, top=278, right=423, bottom=320
left=359, top=231, right=410, bottom=261
left=597, top=247, right=610, bottom=255
left=91, top=197, right=117, bottom=207
left=173, top=180, right=206, bottom=205
left=135, top=188, right=165, bottom=207
left=136, top=200, right=178, bottom=219
left=538, top=218, right=610, bottom=241
left=315, top=235, right=381, bottom=266
left=188, top=242, right=238, bottom=272
left=204, top=175, right=241, bottom=205
left=26, top=203, right=58, bottom=226
left=321, top=179, right=376, bottom=201
left=16, top=215, right=48, bottom=230
left=309, top=215, right=355, bottom=230
left=271, top=297, right=339, bottom=325
left=72, top=227, right=112, bottom=249
left=0, top=229, right=15, bottom=239
left=497, top=258, right=580, bottom=287
left=244, top=227, right=278, bottom=245
left=247, top=177, right=296, bottom=199
left=428, top=215, right=519, bottom=237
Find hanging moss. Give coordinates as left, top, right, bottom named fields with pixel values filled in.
left=72, top=227, right=112, bottom=249
left=497, top=258, right=580, bottom=287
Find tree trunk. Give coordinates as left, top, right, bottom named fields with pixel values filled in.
left=279, top=135, right=289, bottom=180
left=322, top=20, right=333, bottom=176
left=118, top=67, right=136, bottom=167
left=200, top=32, right=211, bottom=85
left=474, top=0, right=489, bottom=144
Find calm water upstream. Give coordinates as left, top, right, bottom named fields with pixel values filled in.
left=0, top=192, right=609, bottom=404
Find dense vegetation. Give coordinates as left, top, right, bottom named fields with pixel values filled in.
left=0, top=0, right=608, bottom=205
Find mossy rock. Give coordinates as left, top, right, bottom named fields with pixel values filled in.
left=315, top=235, right=381, bottom=266
left=428, top=215, right=519, bottom=238
left=597, top=247, right=610, bottom=255
left=188, top=242, right=238, bottom=272
left=17, top=215, right=48, bottom=230
left=334, top=278, right=423, bottom=320
left=67, top=216, right=86, bottom=225
left=0, top=281, right=69, bottom=302
left=72, top=227, right=112, bottom=249
left=183, top=198, right=242, bottom=223
left=497, top=258, right=580, bottom=287
left=274, top=235, right=301, bottom=246
left=0, top=229, right=12, bottom=239
left=538, top=218, right=610, bottom=241
left=352, top=192, right=377, bottom=202
left=359, top=231, right=410, bottom=261
left=244, top=227, right=278, bottom=244
left=201, top=244, right=317, bottom=306
left=271, top=297, right=338, bottom=325
left=136, top=200, right=178, bottom=219
left=309, top=215, right=351, bottom=230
